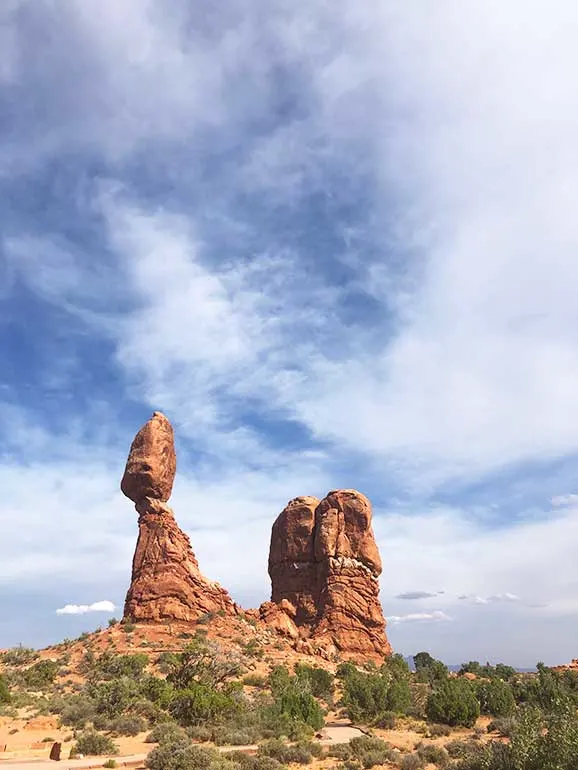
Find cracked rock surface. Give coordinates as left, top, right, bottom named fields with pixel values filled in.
left=266, top=489, right=391, bottom=658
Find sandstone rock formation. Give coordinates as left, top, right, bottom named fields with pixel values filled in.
left=122, top=412, right=234, bottom=622
left=266, top=489, right=391, bottom=658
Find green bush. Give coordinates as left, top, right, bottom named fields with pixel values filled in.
left=243, top=675, right=267, bottom=688
left=330, top=736, right=395, bottom=768
left=445, top=739, right=484, bottom=760
left=428, top=723, right=451, bottom=737
left=340, top=665, right=410, bottom=723
left=147, top=722, right=189, bottom=744
left=1, top=646, right=38, bottom=666
left=146, top=743, right=222, bottom=770
left=86, top=652, right=149, bottom=682
left=109, top=715, right=147, bottom=736
left=373, top=711, right=396, bottom=729
left=169, top=682, right=240, bottom=727
left=426, top=679, right=480, bottom=727
left=103, top=760, right=118, bottom=768
left=459, top=706, right=578, bottom=770
left=88, top=677, right=141, bottom=718
left=73, top=731, right=118, bottom=756
left=413, top=653, right=449, bottom=685
left=22, top=660, right=59, bottom=689
left=294, top=665, right=334, bottom=703
left=399, top=754, right=424, bottom=770
left=258, top=738, right=317, bottom=764
left=56, top=694, right=98, bottom=728
left=486, top=717, right=516, bottom=737
left=187, top=725, right=214, bottom=742
left=212, top=727, right=256, bottom=746
left=416, top=743, right=449, bottom=767
left=0, top=674, right=10, bottom=704
left=476, top=679, right=515, bottom=717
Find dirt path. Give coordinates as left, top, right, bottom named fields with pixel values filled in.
left=0, top=722, right=365, bottom=770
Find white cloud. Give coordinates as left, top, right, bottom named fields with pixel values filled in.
left=388, top=611, right=452, bottom=625
left=56, top=600, right=115, bottom=615
left=552, top=495, right=578, bottom=508
left=458, top=593, right=520, bottom=605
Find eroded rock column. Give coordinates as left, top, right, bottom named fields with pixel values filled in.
left=122, top=412, right=234, bottom=622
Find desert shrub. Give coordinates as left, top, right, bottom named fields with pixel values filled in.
left=243, top=674, right=267, bottom=688
left=426, top=679, right=480, bottom=727
left=459, top=662, right=517, bottom=682
left=146, top=743, right=219, bottom=770
left=258, top=738, right=317, bottom=764
left=22, top=660, right=59, bottom=689
left=169, top=682, right=241, bottom=727
left=122, top=622, right=136, bottom=634
left=0, top=674, right=10, bottom=704
left=428, top=723, right=451, bottom=737
left=462, top=706, right=578, bottom=770
left=265, top=667, right=323, bottom=734
left=413, top=653, right=449, bottom=686
left=512, top=663, right=576, bottom=713
left=86, top=652, right=149, bottom=682
left=476, top=678, right=515, bottom=717
left=73, top=730, right=118, bottom=756
left=88, top=677, right=141, bottom=718
left=147, top=722, right=190, bottom=744
left=109, top=715, right=147, bottom=736
left=187, top=725, right=214, bottom=742
left=103, top=761, right=117, bottom=768
left=229, top=757, right=284, bottom=770
left=373, top=710, right=396, bottom=729
left=56, top=694, right=98, bottom=728
left=166, top=639, right=243, bottom=690
left=212, top=726, right=258, bottom=746
left=416, top=743, right=449, bottom=767
left=139, top=675, right=175, bottom=709
left=486, top=717, right=516, bottom=737
left=330, top=736, right=395, bottom=768
left=445, top=740, right=478, bottom=759
left=1, top=646, right=38, bottom=666
left=399, top=754, right=424, bottom=770
left=340, top=665, right=411, bottom=723
left=294, top=665, right=334, bottom=703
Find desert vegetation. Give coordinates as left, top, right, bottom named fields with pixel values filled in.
left=3, top=636, right=578, bottom=769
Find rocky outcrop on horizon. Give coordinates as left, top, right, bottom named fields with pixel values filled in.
left=266, top=489, right=392, bottom=658
left=122, top=412, right=235, bottom=622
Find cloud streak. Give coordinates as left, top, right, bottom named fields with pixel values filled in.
left=56, top=601, right=116, bottom=616
left=388, top=611, right=452, bottom=625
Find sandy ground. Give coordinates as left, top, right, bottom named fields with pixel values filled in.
left=0, top=717, right=366, bottom=768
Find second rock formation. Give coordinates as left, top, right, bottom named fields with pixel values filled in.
left=267, top=489, right=391, bottom=658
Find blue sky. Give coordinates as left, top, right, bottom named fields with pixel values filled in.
left=3, top=0, right=578, bottom=667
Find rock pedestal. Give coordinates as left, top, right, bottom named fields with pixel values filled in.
left=122, top=412, right=234, bottom=622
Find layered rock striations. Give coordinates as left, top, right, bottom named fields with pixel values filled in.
left=266, top=489, right=391, bottom=658
left=122, top=412, right=234, bottom=622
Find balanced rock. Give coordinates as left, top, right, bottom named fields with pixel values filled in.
left=121, top=411, right=176, bottom=503
left=122, top=413, right=235, bottom=622
left=267, top=489, right=391, bottom=658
